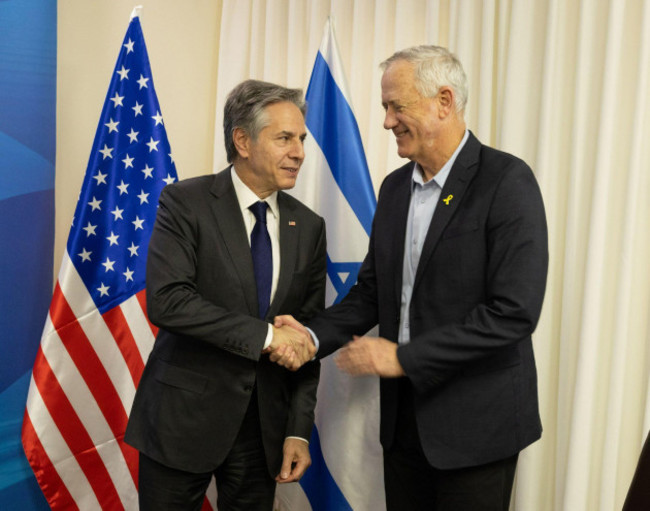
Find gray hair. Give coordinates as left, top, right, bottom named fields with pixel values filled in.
left=223, top=79, right=306, bottom=163
left=380, top=45, right=468, bottom=114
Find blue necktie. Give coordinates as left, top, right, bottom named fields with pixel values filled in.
left=249, top=201, right=272, bottom=319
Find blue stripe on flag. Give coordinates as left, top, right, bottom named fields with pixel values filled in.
left=305, top=52, right=376, bottom=236
left=301, top=427, right=353, bottom=511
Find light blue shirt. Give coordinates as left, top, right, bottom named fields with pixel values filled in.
left=398, top=130, right=469, bottom=345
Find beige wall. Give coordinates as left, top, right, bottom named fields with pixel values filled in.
left=55, top=1, right=221, bottom=277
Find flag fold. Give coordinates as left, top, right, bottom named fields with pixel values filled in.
left=22, top=14, right=178, bottom=511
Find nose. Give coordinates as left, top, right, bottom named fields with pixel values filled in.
left=289, top=138, right=305, bottom=161
left=383, top=107, right=398, bottom=131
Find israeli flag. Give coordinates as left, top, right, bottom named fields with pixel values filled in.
left=276, top=18, right=385, bottom=511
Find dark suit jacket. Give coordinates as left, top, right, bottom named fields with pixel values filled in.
left=309, top=132, right=548, bottom=470
left=125, top=168, right=326, bottom=476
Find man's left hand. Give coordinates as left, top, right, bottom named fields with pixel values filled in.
left=276, top=438, right=311, bottom=483
left=335, top=336, right=406, bottom=378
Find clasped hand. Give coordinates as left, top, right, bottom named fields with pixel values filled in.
left=268, top=316, right=405, bottom=378
left=263, top=318, right=315, bottom=371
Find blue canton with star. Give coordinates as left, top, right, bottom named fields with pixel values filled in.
left=66, top=18, right=177, bottom=314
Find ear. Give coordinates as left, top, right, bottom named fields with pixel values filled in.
left=232, top=127, right=251, bottom=159
left=437, top=87, right=455, bottom=118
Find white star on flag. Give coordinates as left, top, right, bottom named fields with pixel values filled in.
left=127, top=128, right=139, bottom=142
left=82, top=222, right=97, bottom=237
left=110, top=91, right=124, bottom=107
left=78, top=248, right=92, bottom=262
left=137, top=74, right=149, bottom=89
left=117, top=66, right=129, bottom=80
left=152, top=110, right=163, bottom=125
left=99, top=144, right=114, bottom=159
left=93, top=170, right=108, bottom=185
left=88, top=197, right=102, bottom=211
left=146, top=137, right=159, bottom=152
left=105, top=118, right=119, bottom=132
left=20, top=11, right=200, bottom=511
left=141, top=164, right=154, bottom=179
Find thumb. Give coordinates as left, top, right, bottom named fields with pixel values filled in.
left=279, top=453, right=293, bottom=480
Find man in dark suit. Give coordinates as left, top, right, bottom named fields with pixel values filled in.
left=125, top=79, right=326, bottom=511
left=274, top=46, right=548, bottom=510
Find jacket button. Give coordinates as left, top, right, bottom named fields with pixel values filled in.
left=244, top=385, right=253, bottom=392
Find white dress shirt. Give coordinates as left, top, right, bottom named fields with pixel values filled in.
left=230, top=166, right=279, bottom=349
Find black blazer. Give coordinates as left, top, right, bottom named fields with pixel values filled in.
left=125, top=168, right=326, bottom=476
left=309, top=132, right=548, bottom=469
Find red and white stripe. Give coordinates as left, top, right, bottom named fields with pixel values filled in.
left=23, top=252, right=218, bottom=510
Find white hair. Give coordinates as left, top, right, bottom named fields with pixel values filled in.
left=380, top=45, right=468, bottom=114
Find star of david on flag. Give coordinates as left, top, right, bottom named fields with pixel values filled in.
left=276, top=17, right=385, bottom=511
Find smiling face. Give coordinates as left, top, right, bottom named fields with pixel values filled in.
left=381, top=60, right=444, bottom=165
left=233, top=101, right=307, bottom=198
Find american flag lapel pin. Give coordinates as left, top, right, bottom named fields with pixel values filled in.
left=288, top=220, right=296, bottom=226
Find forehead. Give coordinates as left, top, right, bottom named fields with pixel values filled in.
left=381, top=60, right=419, bottom=101
left=261, top=101, right=305, bottom=131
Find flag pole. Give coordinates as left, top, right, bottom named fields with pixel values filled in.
left=130, top=5, right=143, bottom=20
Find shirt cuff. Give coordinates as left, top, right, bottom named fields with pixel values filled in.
left=306, top=327, right=320, bottom=353
left=286, top=436, right=309, bottom=445
left=263, top=324, right=273, bottom=350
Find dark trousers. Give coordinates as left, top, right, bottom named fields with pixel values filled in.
left=137, top=389, right=275, bottom=511
left=623, top=430, right=650, bottom=510
left=384, top=379, right=518, bottom=511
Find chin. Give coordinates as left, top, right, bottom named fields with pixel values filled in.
left=279, top=178, right=298, bottom=190
left=397, top=148, right=412, bottom=160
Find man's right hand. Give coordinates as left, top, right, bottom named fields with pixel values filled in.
left=267, top=320, right=315, bottom=371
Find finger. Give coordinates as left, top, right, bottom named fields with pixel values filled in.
left=274, top=314, right=295, bottom=328
left=334, top=351, right=349, bottom=371
left=276, top=350, right=296, bottom=368
left=289, top=456, right=311, bottom=481
left=288, top=354, right=302, bottom=371
left=278, top=453, right=294, bottom=481
left=281, top=315, right=306, bottom=333
left=269, top=345, right=286, bottom=362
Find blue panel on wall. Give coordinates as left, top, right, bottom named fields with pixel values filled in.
left=0, top=0, right=56, bottom=509
left=0, top=190, right=55, bottom=393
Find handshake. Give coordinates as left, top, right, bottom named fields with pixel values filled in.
left=263, top=315, right=315, bottom=371
left=263, top=316, right=406, bottom=378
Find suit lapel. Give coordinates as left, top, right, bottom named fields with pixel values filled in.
left=413, top=133, right=481, bottom=291
left=209, top=169, right=259, bottom=316
left=387, top=167, right=413, bottom=310
left=267, top=192, right=298, bottom=319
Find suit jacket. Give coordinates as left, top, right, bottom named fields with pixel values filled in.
left=309, top=132, right=548, bottom=470
left=125, top=168, right=326, bottom=476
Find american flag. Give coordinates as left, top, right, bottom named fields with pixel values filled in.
left=21, top=12, right=182, bottom=510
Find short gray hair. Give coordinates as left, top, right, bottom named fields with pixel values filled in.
left=223, top=79, right=306, bottom=163
left=380, top=45, right=468, bottom=114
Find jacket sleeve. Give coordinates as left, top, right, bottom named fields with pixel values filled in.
left=146, top=183, right=268, bottom=360
left=285, top=216, right=327, bottom=439
left=397, top=161, right=549, bottom=392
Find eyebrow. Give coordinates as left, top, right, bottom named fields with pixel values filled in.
left=277, top=130, right=307, bottom=140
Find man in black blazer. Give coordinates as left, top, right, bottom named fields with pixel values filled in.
left=274, top=46, right=548, bottom=510
left=125, top=80, right=326, bottom=511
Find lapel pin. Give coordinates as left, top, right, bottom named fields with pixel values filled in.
left=443, top=194, right=454, bottom=205
left=288, top=221, right=296, bottom=226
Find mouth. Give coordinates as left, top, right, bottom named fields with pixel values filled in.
left=393, top=129, right=409, bottom=139
left=282, top=167, right=299, bottom=175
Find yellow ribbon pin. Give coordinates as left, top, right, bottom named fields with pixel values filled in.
left=443, top=194, right=454, bottom=205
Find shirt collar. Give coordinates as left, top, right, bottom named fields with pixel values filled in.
left=230, top=166, right=279, bottom=219
left=412, top=129, right=470, bottom=190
